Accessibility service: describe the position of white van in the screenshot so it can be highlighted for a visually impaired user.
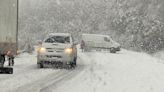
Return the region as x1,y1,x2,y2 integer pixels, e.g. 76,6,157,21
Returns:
81,34,121,53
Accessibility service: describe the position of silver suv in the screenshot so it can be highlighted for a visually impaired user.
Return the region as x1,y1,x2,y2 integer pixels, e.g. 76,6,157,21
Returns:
37,33,77,68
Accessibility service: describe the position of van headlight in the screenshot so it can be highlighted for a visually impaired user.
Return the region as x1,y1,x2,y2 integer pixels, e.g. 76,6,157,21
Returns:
38,47,46,54
65,48,73,54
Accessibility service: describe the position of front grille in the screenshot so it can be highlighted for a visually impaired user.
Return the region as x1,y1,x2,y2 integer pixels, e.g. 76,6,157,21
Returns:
43,61,63,65
46,48,52,50
46,55,62,58
46,48,64,52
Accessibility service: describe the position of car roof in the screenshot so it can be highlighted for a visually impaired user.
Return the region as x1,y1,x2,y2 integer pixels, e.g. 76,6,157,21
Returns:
48,33,71,36
82,33,109,37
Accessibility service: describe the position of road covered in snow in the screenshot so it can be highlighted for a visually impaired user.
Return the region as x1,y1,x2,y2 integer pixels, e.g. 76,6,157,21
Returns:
0,47,164,92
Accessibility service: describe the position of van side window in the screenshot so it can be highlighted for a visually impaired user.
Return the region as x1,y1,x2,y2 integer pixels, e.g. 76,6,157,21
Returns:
104,37,110,42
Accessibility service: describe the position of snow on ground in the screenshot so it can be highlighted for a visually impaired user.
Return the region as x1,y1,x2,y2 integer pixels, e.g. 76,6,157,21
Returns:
0,53,61,92
44,49,164,92
0,47,164,92
153,49,164,60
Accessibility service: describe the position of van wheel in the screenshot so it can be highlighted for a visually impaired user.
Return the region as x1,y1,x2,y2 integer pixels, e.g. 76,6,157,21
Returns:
66,64,72,70
110,48,116,53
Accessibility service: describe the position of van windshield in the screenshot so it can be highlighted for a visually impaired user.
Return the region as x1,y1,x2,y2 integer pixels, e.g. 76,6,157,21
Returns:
104,37,110,42
44,36,70,44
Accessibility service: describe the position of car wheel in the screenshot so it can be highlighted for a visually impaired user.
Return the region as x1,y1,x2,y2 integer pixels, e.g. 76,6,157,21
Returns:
110,48,116,53
37,63,43,68
73,57,77,66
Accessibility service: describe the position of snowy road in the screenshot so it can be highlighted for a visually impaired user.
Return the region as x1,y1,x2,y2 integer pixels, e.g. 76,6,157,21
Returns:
0,53,85,92
0,48,164,92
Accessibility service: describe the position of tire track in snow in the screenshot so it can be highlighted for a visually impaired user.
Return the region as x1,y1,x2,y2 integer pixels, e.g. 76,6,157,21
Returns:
40,52,95,92
13,56,85,92
40,65,85,92
13,65,85,92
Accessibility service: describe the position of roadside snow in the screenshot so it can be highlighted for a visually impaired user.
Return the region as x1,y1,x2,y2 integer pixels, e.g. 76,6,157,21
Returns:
48,49,164,92
153,50,164,60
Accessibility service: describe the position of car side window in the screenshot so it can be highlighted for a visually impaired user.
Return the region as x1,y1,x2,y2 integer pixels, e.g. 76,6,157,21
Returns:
45,38,53,43
104,37,110,42
71,36,74,42
65,37,70,43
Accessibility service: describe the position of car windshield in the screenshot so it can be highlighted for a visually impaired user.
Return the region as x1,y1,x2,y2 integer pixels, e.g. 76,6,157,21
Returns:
44,36,70,44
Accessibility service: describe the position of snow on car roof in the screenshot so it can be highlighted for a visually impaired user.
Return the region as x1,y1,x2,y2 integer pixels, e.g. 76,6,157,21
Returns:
48,33,71,36
43,33,71,41
82,33,109,37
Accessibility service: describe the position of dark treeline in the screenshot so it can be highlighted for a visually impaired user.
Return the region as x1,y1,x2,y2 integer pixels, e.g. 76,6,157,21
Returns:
19,0,164,53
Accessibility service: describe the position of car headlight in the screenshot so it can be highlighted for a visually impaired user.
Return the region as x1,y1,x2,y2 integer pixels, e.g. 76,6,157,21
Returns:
38,47,46,54
65,48,73,54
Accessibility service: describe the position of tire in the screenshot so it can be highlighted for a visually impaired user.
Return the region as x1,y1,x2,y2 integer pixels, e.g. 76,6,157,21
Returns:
110,48,116,53
67,58,77,69
37,58,44,68
116,47,121,51
73,57,77,66
8,68,13,74
65,64,72,70
37,63,43,68
4,68,13,74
